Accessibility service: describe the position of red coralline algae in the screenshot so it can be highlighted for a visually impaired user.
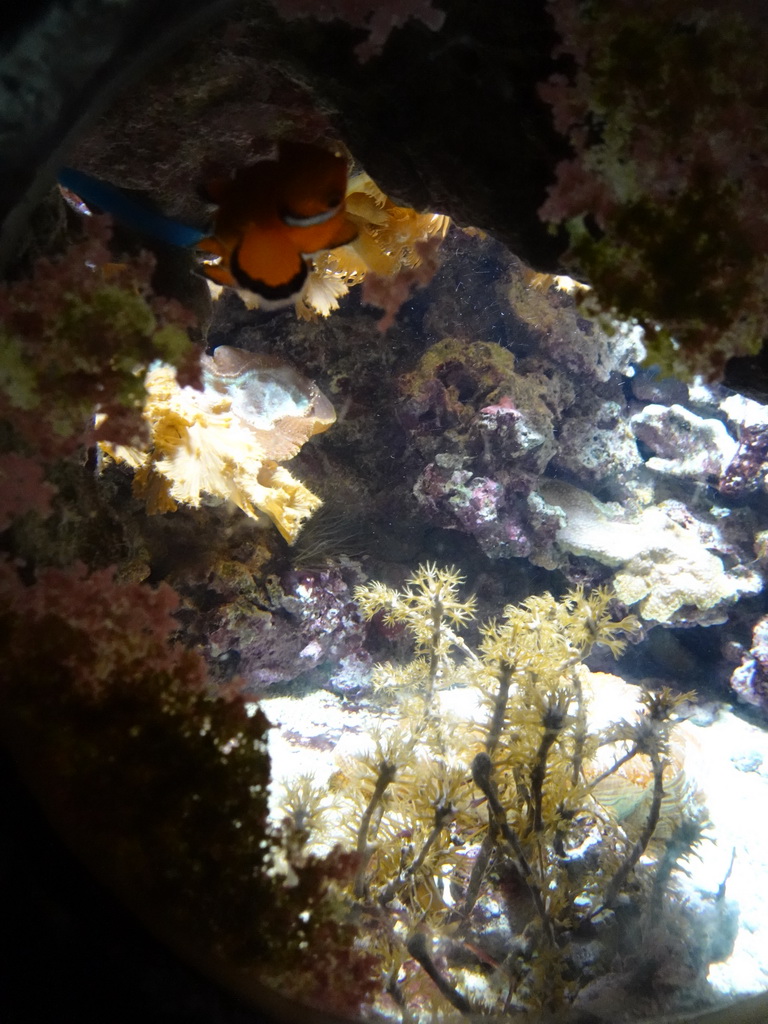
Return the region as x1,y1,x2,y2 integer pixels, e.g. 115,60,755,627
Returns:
539,1,768,377
0,215,200,543
0,215,198,461
0,555,378,1016
0,561,206,699
271,0,445,59
0,453,57,531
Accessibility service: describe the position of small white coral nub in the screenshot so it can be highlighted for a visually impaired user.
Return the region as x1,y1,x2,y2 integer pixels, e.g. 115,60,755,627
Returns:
103,346,335,543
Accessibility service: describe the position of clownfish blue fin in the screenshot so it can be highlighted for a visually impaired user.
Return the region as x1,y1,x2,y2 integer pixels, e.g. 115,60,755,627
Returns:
57,167,207,249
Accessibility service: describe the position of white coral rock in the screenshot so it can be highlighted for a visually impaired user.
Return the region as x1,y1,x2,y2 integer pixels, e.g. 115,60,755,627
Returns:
540,480,763,624
630,403,738,480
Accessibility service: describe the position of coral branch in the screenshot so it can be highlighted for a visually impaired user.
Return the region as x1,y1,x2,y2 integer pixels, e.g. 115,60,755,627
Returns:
354,758,398,898
460,824,497,922
406,932,472,1015
485,659,513,758
379,799,456,906
471,753,555,946
569,668,587,786
587,743,641,791
603,753,666,910
529,693,572,834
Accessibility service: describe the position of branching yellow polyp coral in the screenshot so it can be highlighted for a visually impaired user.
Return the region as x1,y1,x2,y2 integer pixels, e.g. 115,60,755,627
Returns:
103,346,335,543
296,565,708,1018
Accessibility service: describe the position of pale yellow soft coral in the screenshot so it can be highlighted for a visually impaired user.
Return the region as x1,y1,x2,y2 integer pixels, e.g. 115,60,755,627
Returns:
297,172,450,320
344,172,450,277
103,346,335,543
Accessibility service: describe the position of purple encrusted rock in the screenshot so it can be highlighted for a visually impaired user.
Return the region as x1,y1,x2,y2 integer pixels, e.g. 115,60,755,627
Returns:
731,615,768,713
412,460,568,563
719,423,768,497
552,399,642,486
208,564,370,691
470,396,553,474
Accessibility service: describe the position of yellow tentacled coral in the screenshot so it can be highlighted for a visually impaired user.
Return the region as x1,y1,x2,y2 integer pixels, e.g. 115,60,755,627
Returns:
332,566,705,1018
103,346,335,543
297,172,450,320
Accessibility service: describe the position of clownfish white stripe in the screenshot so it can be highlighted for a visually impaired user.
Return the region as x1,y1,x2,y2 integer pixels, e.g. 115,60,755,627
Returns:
281,202,343,228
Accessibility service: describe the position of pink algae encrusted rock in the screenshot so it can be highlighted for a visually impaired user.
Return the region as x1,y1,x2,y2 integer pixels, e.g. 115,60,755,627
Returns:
413,462,534,560
413,458,566,565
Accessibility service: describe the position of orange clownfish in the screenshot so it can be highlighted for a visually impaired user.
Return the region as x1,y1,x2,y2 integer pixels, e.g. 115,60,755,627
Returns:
196,142,358,307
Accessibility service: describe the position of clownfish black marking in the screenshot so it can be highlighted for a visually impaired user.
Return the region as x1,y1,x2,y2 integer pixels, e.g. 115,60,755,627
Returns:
195,141,358,308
